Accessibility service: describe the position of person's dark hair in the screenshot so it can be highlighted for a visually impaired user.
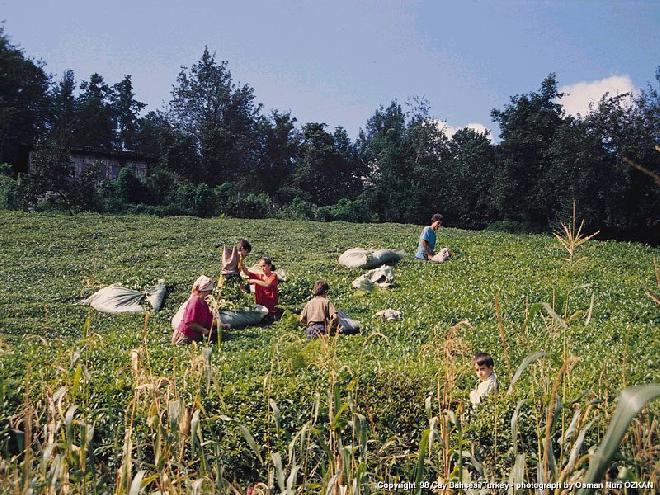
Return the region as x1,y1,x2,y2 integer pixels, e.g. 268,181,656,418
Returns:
474,352,494,368
431,213,444,225
237,239,252,252
313,280,330,296
260,256,276,272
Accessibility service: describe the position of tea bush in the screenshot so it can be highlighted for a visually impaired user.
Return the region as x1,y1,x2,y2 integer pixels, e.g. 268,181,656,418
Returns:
0,211,657,493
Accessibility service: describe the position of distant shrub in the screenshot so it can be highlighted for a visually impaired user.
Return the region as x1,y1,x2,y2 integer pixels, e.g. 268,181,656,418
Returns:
116,167,148,204
485,219,544,234
32,193,70,212
316,197,377,223
0,173,18,210
229,192,273,218
213,182,273,218
275,197,318,220
145,168,178,205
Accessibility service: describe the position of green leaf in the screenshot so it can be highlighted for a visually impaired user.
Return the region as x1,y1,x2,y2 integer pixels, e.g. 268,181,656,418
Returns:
508,351,546,395
413,428,430,494
239,424,263,465
577,385,660,493
128,470,146,495
272,452,285,493
269,398,281,431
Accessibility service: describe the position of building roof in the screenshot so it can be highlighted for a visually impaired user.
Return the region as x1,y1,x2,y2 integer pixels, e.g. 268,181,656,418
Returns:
68,146,158,163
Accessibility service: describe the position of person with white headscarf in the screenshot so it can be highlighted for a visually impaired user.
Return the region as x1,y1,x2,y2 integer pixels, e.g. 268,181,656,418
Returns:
172,275,230,345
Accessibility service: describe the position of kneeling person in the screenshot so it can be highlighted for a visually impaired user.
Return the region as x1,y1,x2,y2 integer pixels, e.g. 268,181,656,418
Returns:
172,275,230,345
300,280,338,339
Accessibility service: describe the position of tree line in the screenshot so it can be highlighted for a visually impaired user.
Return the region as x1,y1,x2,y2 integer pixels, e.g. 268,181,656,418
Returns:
1,27,658,242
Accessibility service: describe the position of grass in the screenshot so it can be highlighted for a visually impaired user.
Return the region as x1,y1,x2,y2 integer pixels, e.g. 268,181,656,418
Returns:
0,210,658,493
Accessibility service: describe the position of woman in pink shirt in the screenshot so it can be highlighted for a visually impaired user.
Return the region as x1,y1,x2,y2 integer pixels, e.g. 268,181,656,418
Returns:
172,275,230,344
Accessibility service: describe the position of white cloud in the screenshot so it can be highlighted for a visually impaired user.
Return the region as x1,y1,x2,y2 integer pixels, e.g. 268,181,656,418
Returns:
559,75,638,117
432,120,493,142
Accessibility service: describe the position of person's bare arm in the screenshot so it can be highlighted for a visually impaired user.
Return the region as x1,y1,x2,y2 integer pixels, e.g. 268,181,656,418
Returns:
249,273,277,288
188,322,209,336
239,258,250,276
248,278,270,288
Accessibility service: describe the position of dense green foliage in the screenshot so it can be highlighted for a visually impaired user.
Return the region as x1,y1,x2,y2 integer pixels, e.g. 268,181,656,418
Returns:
1,27,659,242
0,211,657,492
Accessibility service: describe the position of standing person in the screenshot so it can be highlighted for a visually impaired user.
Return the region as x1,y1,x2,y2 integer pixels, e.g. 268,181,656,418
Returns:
244,256,281,323
415,213,443,260
218,239,252,305
220,239,252,277
300,280,338,339
172,275,230,345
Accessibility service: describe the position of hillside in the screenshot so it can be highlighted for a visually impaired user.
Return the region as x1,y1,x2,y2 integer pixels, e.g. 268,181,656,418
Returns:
0,211,658,493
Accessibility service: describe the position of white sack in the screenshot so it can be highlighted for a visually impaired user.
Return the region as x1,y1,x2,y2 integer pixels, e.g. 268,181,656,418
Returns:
220,305,269,328
337,311,361,334
80,279,166,314
338,248,405,269
375,309,403,321
352,265,395,292
431,248,452,263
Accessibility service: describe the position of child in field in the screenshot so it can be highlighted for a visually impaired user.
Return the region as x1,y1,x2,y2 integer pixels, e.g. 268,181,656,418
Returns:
244,256,281,323
300,280,338,339
220,239,252,276
216,239,252,307
469,352,498,407
415,213,445,260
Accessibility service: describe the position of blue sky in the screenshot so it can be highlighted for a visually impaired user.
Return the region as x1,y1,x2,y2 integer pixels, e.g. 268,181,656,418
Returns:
1,1,658,138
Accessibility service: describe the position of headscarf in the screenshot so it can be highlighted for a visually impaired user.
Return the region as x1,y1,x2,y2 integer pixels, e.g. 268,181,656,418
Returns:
192,275,215,293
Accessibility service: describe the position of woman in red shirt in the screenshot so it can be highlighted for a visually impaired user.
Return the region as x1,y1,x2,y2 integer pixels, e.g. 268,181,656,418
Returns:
245,256,281,322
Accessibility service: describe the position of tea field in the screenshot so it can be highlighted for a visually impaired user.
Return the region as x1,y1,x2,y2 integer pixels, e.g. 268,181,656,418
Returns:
0,211,658,494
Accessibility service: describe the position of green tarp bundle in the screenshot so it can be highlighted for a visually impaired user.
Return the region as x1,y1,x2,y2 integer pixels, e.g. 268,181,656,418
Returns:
171,301,268,330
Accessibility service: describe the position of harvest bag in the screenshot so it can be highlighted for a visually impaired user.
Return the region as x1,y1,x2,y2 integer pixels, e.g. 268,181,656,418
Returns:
338,248,405,269
80,279,166,314
171,301,268,330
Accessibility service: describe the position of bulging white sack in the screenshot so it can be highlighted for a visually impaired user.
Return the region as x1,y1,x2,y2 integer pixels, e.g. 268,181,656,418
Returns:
80,279,166,314
338,248,405,269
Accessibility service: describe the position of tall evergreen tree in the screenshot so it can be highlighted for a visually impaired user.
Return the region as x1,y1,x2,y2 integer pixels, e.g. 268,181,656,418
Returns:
491,74,565,225
112,75,146,150
358,100,449,223
445,127,496,228
51,70,77,145
357,101,407,220
293,123,362,206
168,47,261,184
134,110,168,156
0,27,50,169
74,73,115,149
254,110,301,197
